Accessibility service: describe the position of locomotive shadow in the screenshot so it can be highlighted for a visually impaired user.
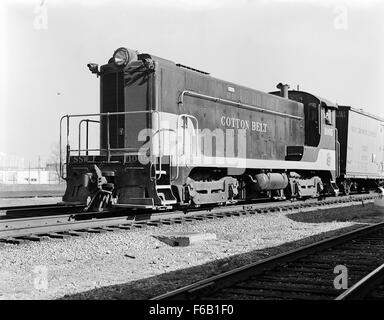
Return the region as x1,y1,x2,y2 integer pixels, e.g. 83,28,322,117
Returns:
60,225,365,300
286,202,384,224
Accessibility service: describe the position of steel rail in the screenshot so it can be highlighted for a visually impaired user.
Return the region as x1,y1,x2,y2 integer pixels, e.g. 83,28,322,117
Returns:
0,192,374,220
1,205,85,220
0,192,372,213
151,221,384,300
0,204,237,239
0,214,138,238
0,203,66,211
0,192,64,199
335,264,384,300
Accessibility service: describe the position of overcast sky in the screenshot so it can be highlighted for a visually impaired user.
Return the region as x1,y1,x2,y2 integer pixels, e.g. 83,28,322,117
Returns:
0,0,383,165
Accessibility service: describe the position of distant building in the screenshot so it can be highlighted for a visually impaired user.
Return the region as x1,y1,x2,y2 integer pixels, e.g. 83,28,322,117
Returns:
0,169,59,184
0,153,60,184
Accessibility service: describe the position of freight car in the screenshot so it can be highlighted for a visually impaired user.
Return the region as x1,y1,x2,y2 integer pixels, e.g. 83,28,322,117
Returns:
336,106,384,194
60,47,341,211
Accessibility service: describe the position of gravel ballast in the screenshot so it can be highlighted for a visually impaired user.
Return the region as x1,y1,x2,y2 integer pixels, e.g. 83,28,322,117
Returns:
0,201,383,300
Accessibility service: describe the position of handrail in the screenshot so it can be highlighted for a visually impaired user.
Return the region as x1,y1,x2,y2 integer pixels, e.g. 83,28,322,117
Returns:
60,110,160,178
78,119,100,156
71,147,140,153
71,149,103,153
178,90,303,120
173,114,199,181
151,128,177,181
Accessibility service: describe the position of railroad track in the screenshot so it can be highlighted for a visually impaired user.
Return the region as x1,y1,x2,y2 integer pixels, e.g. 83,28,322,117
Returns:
0,193,64,199
0,203,85,218
151,220,384,300
0,193,378,245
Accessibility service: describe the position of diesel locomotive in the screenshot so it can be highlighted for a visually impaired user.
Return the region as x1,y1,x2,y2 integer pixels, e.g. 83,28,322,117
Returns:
59,47,383,211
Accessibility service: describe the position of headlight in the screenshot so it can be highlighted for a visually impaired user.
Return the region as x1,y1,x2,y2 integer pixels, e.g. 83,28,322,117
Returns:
112,47,137,66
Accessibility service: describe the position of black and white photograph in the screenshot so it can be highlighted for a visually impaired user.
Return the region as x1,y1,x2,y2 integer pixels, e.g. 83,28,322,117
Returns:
1,0,384,311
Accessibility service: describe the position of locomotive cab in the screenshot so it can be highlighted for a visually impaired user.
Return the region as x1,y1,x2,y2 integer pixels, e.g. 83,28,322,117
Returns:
270,87,339,196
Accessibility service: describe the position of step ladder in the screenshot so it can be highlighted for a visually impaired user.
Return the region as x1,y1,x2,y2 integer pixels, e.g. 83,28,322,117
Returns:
155,169,167,176
151,156,177,206
156,184,177,205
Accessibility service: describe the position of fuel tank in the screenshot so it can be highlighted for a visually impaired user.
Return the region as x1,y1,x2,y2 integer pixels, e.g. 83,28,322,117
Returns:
254,173,288,191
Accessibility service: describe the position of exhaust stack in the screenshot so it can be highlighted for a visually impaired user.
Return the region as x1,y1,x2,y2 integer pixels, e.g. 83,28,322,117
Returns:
276,83,290,98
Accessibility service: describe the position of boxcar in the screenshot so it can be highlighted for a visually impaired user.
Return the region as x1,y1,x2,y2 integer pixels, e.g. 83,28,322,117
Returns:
336,106,384,193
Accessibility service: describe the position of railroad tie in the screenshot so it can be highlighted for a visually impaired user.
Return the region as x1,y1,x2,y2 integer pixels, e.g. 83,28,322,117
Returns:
79,228,107,233
147,221,162,227
18,235,43,242
132,223,147,228
116,224,132,230
103,225,124,230
0,237,25,244
43,232,72,239
65,230,87,236
160,220,175,225
99,227,117,231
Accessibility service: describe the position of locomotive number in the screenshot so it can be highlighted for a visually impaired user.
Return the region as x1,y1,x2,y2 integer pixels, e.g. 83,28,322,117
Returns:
125,154,139,163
